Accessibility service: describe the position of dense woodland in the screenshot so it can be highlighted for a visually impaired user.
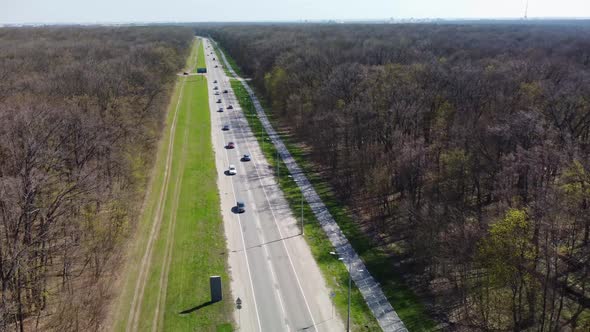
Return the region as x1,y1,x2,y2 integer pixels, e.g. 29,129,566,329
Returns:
201,23,590,330
0,27,193,330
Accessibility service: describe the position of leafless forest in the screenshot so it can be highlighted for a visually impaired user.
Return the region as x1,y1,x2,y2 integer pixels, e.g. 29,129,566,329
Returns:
201,23,590,330
0,27,193,330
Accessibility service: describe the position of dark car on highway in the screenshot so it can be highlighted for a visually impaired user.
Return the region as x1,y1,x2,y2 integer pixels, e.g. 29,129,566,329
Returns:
241,154,251,162
222,124,230,131
218,107,224,112
236,201,245,213
227,105,234,109
213,86,218,90
213,80,217,83
226,142,235,149
223,90,228,93
216,99,222,103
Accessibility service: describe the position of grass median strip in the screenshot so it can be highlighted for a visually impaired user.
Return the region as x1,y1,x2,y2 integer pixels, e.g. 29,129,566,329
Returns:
139,75,232,331
197,39,206,70
163,74,232,331
187,39,199,72
114,38,232,331
212,43,242,77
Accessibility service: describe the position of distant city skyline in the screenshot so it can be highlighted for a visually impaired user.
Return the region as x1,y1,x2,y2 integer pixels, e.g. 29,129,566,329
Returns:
1,0,588,25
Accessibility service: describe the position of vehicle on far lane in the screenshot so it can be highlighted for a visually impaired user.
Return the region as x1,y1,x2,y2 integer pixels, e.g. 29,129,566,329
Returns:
215,91,220,95
223,90,228,93
218,107,224,112
222,124,230,131
227,165,237,175
226,142,235,149
213,80,218,83
227,105,234,110
236,201,246,213
241,154,251,162
214,86,218,90
216,99,222,103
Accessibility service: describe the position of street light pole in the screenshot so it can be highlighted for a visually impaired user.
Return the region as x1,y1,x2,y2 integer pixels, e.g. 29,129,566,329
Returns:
301,192,304,235
276,150,280,180
347,261,351,332
329,251,360,332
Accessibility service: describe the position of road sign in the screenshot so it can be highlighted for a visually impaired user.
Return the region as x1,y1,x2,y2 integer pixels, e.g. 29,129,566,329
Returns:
236,297,242,310
210,276,222,302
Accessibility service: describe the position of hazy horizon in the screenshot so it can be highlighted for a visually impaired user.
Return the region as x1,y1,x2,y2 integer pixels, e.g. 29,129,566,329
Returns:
1,0,589,25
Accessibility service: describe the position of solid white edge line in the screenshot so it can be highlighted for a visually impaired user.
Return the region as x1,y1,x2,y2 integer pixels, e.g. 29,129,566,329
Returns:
206,40,264,332
210,39,319,331
213,54,291,331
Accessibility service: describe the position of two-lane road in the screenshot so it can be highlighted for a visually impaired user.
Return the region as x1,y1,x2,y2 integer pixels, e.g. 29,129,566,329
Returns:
204,38,344,332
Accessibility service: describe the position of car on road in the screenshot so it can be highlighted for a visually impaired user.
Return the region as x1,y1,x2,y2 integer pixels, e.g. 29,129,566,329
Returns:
241,154,251,162
183,72,188,75
213,80,217,83
226,142,235,149
236,201,245,213
227,105,234,109
213,86,218,90
215,91,220,95
216,99,222,103
222,124,230,131
228,165,237,175
223,90,229,93
215,65,218,68
218,107,224,112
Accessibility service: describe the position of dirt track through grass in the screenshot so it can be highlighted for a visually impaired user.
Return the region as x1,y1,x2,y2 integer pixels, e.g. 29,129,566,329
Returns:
126,39,203,331
152,122,189,331
126,72,189,332
113,37,231,332
127,38,203,331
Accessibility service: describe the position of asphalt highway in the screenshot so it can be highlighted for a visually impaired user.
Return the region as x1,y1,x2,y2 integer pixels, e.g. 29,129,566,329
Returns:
204,38,344,332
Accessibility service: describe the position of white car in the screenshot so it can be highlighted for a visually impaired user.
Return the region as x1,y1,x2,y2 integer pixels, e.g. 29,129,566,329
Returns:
228,165,237,175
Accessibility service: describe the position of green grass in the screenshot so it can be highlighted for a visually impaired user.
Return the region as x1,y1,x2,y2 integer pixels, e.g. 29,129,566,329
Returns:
187,38,199,72
196,38,206,70
113,39,232,332
230,79,437,331
212,43,243,77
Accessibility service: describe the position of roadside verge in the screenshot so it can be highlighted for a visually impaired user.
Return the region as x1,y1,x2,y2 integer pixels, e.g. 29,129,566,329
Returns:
110,38,233,332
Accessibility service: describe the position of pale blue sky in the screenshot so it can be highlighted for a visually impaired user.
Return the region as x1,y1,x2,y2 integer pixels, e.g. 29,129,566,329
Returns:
0,0,588,24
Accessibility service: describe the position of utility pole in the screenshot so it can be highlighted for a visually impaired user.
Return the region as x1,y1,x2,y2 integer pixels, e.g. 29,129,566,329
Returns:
330,291,336,319
300,190,305,235
329,251,362,332
347,261,351,332
276,150,280,180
